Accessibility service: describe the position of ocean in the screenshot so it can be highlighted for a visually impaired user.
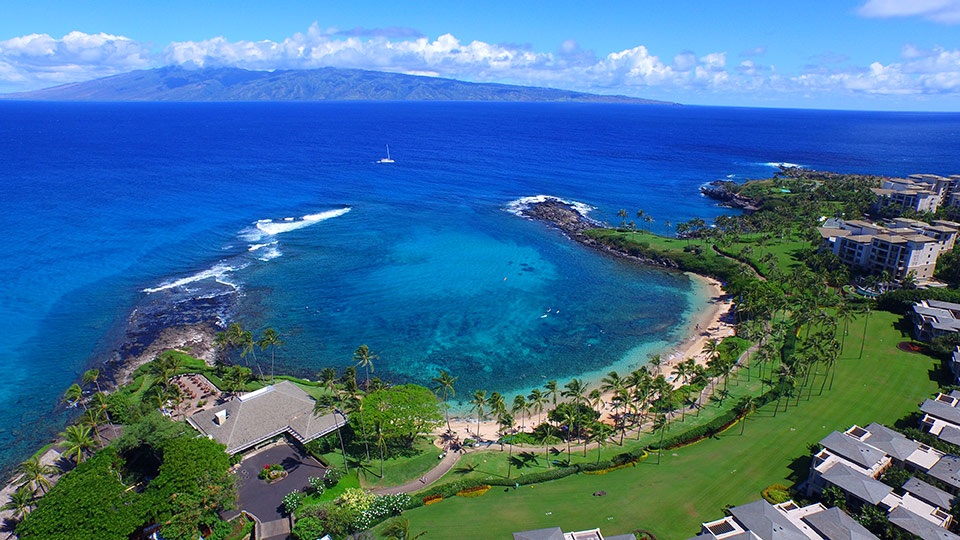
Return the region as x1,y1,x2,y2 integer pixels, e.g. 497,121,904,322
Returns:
1,101,958,473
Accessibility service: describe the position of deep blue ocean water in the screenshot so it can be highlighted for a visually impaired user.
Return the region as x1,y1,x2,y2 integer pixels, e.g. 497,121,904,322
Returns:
1,101,959,473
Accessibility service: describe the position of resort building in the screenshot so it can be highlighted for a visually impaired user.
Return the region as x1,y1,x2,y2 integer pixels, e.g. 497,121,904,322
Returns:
913,301,960,342
187,380,346,455
871,174,960,215
817,218,959,282
512,527,636,540
888,506,960,540
691,499,877,540
920,391,960,447
807,428,893,497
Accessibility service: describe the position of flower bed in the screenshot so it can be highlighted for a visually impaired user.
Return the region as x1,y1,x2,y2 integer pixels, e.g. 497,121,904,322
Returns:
456,485,491,498
259,463,287,482
423,494,443,505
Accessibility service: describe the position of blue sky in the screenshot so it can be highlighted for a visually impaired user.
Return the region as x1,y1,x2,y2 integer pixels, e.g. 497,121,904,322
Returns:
2,0,960,110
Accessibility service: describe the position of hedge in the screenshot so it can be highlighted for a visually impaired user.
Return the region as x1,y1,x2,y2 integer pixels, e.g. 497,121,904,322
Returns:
877,288,960,314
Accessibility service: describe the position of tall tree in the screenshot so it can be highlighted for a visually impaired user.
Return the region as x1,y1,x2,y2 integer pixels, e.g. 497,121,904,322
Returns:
512,394,527,431
17,455,53,495
59,424,95,464
431,370,458,431
257,327,284,383
353,344,377,391
63,383,85,411
470,390,487,441
527,388,547,426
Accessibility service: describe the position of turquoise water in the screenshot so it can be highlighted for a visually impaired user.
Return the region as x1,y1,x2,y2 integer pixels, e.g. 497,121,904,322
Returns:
1,101,959,472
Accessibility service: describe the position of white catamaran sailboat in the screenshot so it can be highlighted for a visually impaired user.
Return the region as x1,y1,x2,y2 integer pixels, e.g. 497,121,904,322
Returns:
377,145,395,163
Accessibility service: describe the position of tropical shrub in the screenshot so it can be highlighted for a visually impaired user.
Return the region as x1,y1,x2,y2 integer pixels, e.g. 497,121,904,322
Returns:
323,467,344,487
307,476,325,495
282,491,303,514
761,484,791,504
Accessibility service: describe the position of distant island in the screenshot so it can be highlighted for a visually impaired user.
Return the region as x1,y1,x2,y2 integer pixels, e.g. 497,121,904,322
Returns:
0,66,675,103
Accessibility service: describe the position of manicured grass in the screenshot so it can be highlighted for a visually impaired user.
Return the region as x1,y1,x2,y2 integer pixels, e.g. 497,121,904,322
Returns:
396,310,941,539
357,438,443,489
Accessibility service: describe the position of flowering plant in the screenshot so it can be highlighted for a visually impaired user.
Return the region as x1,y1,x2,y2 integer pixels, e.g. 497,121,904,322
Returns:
258,463,286,481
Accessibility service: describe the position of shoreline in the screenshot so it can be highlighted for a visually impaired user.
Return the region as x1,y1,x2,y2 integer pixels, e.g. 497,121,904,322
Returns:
440,197,737,441
442,274,735,443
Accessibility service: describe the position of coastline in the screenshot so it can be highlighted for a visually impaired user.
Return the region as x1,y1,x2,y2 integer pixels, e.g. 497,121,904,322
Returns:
443,271,735,443
441,197,736,442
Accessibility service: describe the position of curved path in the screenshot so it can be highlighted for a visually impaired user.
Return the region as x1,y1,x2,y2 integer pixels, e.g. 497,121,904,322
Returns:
370,345,755,496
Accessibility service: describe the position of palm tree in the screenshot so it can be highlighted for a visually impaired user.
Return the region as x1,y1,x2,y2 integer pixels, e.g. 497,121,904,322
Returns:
91,391,114,427
591,422,615,465
345,394,371,462
82,369,103,394
59,424,95,463
313,399,349,474
512,394,527,431
18,455,53,495
600,370,625,429
257,327,284,383
561,408,577,463
431,370,458,431
617,208,628,228
654,414,670,464
487,391,506,435
63,383,85,411
537,424,559,467
561,379,588,443
470,390,487,441
223,365,251,395
2,485,35,519
382,517,426,540
734,396,757,435
353,344,377,391
527,388,547,426
375,422,387,479
647,354,663,376
79,407,105,447
544,380,559,408
239,330,263,379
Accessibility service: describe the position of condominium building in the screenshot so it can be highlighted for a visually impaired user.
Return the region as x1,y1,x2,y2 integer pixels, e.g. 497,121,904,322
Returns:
871,174,960,214
818,218,959,281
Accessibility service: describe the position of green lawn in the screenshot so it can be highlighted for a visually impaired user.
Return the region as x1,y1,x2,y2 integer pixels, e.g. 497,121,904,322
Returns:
394,311,942,539
356,438,443,489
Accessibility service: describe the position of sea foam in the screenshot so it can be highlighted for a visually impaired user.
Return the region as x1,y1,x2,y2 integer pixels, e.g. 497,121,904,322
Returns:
765,162,804,169
505,195,595,219
142,262,245,293
255,207,351,237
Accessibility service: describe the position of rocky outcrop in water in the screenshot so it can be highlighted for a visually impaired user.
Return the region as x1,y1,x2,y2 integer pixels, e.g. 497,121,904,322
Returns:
517,197,683,270
700,181,758,212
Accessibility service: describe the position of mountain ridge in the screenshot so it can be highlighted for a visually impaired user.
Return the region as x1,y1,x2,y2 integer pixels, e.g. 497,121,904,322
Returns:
0,66,675,104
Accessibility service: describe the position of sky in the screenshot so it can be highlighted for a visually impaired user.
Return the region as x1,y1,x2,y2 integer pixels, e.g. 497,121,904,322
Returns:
1,0,960,110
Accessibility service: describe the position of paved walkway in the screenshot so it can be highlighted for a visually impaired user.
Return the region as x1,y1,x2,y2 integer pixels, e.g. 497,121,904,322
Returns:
260,517,291,539
370,347,756,496
373,449,462,495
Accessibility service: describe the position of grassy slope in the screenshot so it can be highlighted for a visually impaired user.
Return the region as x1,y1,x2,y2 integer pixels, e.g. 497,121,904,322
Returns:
395,310,941,539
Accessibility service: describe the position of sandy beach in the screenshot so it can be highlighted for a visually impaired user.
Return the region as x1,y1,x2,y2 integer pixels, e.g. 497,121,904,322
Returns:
440,274,735,443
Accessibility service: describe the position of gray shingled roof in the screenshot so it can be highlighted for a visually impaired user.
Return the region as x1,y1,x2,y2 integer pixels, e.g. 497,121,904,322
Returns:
921,399,960,426
605,535,638,540
820,463,893,505
927,455,960,490
941,425,960,447
819,431,888,470
801,507,879,540
888,506,960,540
728,500,808,540
187,381,345,454
903,477,956,510
863,423,920,462
513,528,566,540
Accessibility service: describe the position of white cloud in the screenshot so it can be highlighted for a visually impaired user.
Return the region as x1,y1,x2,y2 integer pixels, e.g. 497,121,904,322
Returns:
0,31,153,90
857,0,960,24
1,25,960,106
